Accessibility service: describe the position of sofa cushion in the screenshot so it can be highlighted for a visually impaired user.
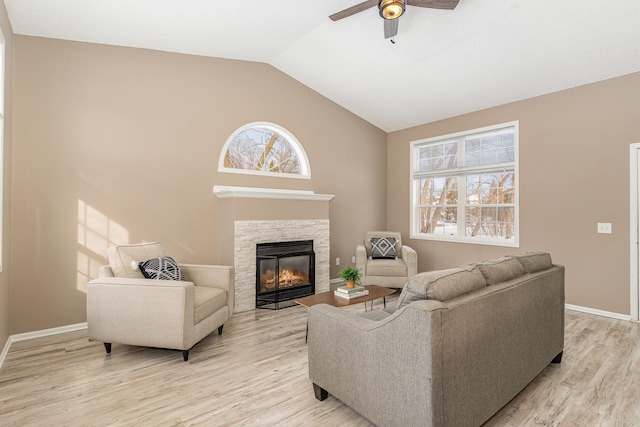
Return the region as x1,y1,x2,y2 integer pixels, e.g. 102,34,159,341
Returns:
477,257,524,285
397,266,487,307
107,242,166,278
370,237,397,259
139,256,184,281
510,252,553,273
194,287,228,324
366,257,407,277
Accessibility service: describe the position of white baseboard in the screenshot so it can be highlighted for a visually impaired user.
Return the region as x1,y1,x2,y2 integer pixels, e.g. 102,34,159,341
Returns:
0,323,88,372
0,336,10,371
565,304,631,321
10,322,88,342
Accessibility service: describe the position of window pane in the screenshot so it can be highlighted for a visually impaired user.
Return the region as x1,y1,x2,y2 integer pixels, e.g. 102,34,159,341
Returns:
466,172,515,205
419,177,458,205
465,129,514,167
418,140,457,172
220,123,311,177
225,127,301,174
420,206,457,235
466,206,515,239
498,207,515,239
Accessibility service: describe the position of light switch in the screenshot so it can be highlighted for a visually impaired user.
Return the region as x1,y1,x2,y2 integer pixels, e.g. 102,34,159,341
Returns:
597,223,612,234
352,256,356,263
336,257,340,265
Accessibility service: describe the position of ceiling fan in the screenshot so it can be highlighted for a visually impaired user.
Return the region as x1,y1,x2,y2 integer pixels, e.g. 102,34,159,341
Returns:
330,0,459,39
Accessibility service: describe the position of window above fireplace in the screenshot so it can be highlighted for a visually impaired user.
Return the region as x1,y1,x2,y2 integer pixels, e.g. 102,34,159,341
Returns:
218,121,311,179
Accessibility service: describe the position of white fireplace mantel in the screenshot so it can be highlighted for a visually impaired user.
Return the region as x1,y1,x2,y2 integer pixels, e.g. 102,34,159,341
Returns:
213,185,334,201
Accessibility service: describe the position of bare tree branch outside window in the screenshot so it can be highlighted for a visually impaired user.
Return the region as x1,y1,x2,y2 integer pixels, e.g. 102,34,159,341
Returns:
224,126,301,174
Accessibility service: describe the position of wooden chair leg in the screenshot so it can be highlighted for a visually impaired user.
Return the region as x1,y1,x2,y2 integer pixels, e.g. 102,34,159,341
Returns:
218,324,224,335
182,350,189,361
104,343,112,354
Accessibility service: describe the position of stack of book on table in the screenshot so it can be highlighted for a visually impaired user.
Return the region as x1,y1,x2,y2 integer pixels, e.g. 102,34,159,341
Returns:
334,285,369,299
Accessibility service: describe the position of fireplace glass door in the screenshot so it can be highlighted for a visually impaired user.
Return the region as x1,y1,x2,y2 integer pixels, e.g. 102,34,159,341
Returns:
256,241,315,309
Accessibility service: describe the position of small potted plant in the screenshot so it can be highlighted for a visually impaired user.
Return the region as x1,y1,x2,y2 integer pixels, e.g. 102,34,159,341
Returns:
338,265,362,289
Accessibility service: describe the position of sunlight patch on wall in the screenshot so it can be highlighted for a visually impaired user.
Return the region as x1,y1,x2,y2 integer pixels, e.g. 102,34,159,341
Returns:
77,200,129,292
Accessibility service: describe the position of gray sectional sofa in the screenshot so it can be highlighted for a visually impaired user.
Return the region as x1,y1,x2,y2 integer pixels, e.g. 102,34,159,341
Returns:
307,252,564,427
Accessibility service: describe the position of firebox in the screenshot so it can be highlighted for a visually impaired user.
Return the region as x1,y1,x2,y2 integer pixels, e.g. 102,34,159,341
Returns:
256,240,315,309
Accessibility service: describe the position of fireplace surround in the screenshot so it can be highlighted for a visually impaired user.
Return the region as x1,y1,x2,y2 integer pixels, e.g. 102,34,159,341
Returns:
214,186,333,312
233,219,330,312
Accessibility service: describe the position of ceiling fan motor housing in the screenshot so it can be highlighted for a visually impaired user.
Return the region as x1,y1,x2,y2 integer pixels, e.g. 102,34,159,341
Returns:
379,0,405,20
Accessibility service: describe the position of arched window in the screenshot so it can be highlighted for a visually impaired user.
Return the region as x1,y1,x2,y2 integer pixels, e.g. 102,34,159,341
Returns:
218,122,310,179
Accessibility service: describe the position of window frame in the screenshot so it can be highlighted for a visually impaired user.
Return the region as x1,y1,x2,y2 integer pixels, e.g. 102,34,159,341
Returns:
409,121,519,247
0,29,5,271
218,121,311,179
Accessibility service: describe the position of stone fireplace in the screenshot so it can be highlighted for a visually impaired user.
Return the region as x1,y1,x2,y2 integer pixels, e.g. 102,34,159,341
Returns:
214,186,333,312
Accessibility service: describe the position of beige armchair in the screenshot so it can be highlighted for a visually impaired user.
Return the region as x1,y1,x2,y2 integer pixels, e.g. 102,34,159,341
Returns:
87,242,234,361
355,231,417,288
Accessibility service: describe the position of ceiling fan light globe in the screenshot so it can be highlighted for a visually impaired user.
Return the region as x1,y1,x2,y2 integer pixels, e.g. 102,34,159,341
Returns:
378,0,405,20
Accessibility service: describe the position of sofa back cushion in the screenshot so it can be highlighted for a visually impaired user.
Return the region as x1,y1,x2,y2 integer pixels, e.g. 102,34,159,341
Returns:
397,266,487,308
510,252,553,273
477,257,524,285
107,242,166,278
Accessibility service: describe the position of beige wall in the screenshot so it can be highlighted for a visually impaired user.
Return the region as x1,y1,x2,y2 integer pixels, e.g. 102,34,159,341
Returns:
0,2,12,347
388,72,640,315
13,33,639,334
11,36,387,333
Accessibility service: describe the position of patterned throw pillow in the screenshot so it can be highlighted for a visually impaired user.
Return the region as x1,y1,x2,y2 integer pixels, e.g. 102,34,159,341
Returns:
370,237,397,259
138,256,184,281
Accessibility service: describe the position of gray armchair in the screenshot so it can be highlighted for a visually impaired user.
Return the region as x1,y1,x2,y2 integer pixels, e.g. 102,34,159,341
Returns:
87,242,234,361
355,231,417,288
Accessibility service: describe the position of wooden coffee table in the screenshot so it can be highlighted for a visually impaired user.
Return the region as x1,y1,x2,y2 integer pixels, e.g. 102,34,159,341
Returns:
296,285,396,342
295,285,395,311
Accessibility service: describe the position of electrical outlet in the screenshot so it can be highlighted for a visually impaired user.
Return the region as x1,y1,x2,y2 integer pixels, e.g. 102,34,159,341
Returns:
597,223,612,234
336,257,340,265
352,256,356,263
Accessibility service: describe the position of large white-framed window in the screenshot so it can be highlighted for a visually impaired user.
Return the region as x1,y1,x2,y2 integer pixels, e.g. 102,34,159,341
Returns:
218,122,310,179
410,121,519,247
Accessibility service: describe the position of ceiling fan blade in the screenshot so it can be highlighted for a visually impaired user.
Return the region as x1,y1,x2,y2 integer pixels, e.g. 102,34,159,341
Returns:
406,0,459,10
330,0,378,21
384,19,399,39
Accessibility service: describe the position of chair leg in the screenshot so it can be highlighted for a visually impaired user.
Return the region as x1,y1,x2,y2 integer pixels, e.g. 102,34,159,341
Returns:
218,324,224,335
182,350,189,361
552,351,563,364
104,343,112,354
313,383,328,401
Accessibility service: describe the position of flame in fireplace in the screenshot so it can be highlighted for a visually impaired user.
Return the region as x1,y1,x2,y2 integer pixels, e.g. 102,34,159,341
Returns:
261,268,309,291
279,268,301,284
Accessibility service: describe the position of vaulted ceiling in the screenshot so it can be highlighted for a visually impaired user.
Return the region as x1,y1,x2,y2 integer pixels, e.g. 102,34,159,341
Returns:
5,0,640,132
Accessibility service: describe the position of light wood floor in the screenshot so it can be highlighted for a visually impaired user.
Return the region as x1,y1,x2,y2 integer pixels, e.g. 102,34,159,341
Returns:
1,297,640,426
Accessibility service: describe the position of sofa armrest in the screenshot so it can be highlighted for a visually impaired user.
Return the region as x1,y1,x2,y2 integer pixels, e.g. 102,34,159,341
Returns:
180,264,235,315
307,300,445,427
402,245,418,277
86,277,195,349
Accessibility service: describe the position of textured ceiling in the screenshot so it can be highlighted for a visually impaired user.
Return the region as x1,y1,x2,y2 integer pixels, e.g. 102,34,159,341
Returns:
5,0,640,132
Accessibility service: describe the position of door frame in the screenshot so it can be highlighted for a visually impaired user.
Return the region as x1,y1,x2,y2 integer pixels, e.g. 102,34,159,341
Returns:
629,143,640,321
